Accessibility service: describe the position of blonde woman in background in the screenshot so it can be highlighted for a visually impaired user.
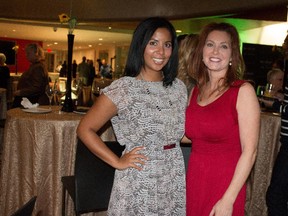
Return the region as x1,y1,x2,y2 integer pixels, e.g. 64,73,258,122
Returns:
12,43,49,108
266,68,284,101
177,34,199,95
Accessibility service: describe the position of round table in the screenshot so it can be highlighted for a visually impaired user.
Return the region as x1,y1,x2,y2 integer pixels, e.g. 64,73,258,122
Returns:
0,106,115,216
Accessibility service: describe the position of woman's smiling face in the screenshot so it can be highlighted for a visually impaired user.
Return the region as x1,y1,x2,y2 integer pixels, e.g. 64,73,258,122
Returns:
202,30,232,75
143,27,172,74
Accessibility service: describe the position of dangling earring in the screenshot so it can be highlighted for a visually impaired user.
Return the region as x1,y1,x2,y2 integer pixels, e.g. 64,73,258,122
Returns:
229,61,232,66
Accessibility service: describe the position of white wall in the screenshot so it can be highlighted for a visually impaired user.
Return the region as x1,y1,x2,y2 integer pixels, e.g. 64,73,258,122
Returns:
240,22,287,46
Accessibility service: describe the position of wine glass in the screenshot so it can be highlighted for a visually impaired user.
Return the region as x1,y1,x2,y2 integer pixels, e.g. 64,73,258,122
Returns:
72,78,83,107
45,84,54,109
54,80,66,113
264,83,274,98
92,80,100,97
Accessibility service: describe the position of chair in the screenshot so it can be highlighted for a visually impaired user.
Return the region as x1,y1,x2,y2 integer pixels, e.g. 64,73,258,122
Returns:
180,143,191,171
10,196,37,216
61,139,125,216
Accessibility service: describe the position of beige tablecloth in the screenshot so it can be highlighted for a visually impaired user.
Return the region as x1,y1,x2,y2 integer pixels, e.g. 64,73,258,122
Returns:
0,108,280,216
0,106,115,216
245,112,281,216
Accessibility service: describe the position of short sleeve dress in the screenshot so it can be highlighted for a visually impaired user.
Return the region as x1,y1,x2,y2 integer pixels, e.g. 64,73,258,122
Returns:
185,80,246,216
102,76,187,216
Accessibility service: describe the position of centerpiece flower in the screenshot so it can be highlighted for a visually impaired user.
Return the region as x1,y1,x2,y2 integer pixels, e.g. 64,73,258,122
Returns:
59,13,77,34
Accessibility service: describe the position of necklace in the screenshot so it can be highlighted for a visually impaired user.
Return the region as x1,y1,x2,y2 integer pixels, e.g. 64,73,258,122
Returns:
139,72,145,81
139,72,173,112
139,72,164,82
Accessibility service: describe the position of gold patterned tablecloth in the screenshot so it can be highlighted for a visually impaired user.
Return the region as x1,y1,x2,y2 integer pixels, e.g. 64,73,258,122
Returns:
245,112,281,216
0,108,281,216
0,106,115,216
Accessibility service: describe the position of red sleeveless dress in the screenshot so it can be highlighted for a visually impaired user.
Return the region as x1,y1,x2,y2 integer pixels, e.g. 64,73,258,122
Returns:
185,80,246,216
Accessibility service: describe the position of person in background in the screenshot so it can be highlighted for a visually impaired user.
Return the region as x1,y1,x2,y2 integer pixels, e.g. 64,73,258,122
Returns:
100,59,112,79
266,34,288,216
0,53,10,90
96,58,102,77
266,68,284,101
72,59,77,78
12,43,49,107
77,56,90,85
183,22,260,216
177,34,198,96
87,59,95,86
177,34,188,45
77,17,187,215
55,60,62,73
258,68,284,111
59,60,67,77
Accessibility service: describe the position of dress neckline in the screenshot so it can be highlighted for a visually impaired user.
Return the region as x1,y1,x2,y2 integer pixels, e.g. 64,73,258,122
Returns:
195,87,230,108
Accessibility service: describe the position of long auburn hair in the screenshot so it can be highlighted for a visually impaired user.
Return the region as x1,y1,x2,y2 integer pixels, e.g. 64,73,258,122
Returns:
188,22,245,94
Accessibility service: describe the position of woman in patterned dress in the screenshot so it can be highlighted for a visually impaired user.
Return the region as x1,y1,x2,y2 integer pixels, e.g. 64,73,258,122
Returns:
77,17,187,215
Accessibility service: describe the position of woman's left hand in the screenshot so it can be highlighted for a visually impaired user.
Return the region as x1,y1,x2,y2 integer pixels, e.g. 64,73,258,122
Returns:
209,198,233,216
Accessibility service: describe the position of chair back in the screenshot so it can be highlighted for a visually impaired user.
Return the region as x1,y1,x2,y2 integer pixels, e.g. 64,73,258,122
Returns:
11,196,37,216
74,139,125,213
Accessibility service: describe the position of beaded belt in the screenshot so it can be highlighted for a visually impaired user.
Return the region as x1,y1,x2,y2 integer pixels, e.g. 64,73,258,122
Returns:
163,143,176,150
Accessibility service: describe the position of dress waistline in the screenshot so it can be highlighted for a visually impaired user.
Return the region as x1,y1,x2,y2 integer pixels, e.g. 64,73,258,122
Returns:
163,143,176,150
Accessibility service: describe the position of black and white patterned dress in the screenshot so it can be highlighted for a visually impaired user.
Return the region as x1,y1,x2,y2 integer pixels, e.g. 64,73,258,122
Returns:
102,76,187,216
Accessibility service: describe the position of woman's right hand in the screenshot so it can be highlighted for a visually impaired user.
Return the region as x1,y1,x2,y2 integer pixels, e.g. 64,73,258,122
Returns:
117,146,148,171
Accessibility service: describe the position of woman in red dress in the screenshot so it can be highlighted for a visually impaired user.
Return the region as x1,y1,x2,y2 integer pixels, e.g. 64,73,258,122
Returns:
183,22,260,216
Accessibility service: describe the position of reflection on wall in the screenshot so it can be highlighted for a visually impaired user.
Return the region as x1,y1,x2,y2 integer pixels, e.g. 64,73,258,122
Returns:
50,45,129,79
240,22,287,46
0,40,16,65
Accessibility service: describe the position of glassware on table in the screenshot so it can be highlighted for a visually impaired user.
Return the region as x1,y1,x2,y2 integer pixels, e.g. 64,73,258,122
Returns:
54,80,66,113
72,78,83,107
264,83,274,98
92,80,101,97
45,84,54,109
264,83,275,100
256,85,266,98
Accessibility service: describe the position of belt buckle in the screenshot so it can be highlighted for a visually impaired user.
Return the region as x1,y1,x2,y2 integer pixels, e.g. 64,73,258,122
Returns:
163,143,176,150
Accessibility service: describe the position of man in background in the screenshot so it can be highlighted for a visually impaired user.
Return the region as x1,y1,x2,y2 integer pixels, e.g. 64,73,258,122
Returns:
77,56,90,86
100,59,112,79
